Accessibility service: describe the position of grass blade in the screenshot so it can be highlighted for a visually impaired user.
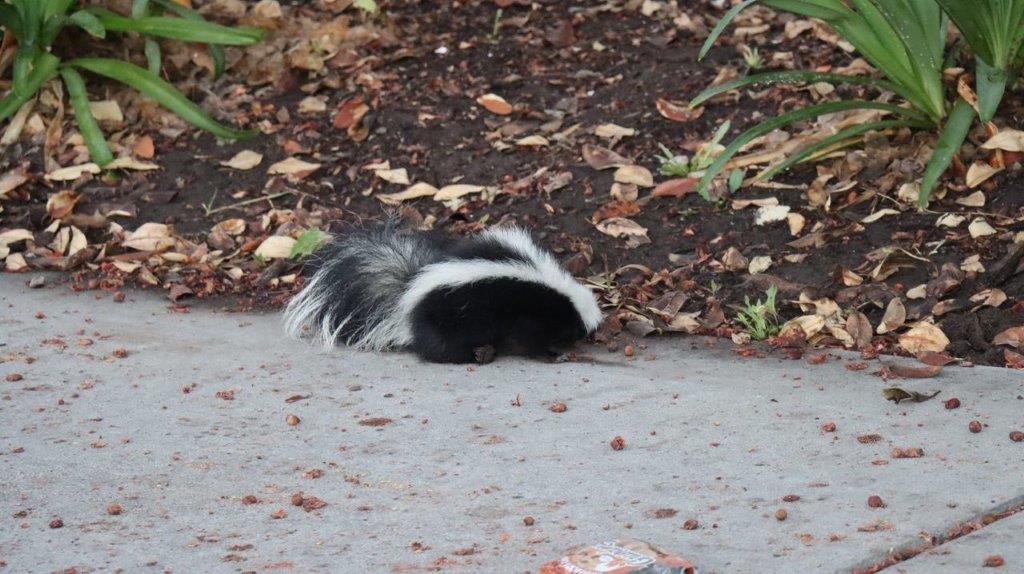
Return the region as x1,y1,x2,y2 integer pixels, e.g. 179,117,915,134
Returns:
149,0,227,77
12,49,34,99
975,56,1006,122
699,0,759,61
68,10,107,38
59,67,114,166
144,39,162,75
689,70,897,108
66,57,256,140
696,100,924,199
1,52,60,122
88,8,264,45
919,97,975,208
758,119,926,181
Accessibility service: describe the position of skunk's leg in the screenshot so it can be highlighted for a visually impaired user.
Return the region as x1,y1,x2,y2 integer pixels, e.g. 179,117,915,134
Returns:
409,317,480,363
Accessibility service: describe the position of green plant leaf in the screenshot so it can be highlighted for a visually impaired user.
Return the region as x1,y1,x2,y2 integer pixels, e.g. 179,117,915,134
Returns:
975,56,1007,123
88,8,264,45
919,97,975,208
0,52,60,122
699,0,759,61
131,0,151,18
0,5,24,42
353,0,379,13
59,67,114,166
65,57,256,140
68,10,106,38
696,100,924,199
727,168,744,193
12,49,35,99
144,38,163,76
689,70,897,109
43,0,75,21
149,0,227,77
757,119,926,181
290,229,332,260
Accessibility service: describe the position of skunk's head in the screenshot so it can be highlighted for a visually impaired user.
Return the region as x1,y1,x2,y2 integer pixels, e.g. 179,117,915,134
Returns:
476,226,602,341
399,226,603,362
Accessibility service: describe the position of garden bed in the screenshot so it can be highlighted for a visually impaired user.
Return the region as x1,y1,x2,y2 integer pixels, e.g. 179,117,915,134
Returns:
2,0,1024,367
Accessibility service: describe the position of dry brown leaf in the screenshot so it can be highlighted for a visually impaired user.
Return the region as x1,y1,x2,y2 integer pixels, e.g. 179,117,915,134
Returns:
898,322,950,355
268,157,321,179
434,184,484,201
846,311,873,349
787,213,806,236
877,297,906,334
781,315,825,338
610,183,638,201
45,163,101,181
748,255,772,275
132,136,155,159
965,162,1002,187
955,190,986,207
88,100,123,124
651,177,696,197
515,135,550,147
968,218,997,238
613,165,653,187
721,247,747,272
375,168,410,185
595,217,649,239
981,129,1024,152
595,123,636,138
1005,349,1024,369
582,144,630,170
123,223,174,252
298,96,327,115
476,93,513,115
970,288,1006,308
215,219,247,236
255,236,296,259
862,208,901,224
936,213,965,228
377,182,439,205
107,157,160,171
993,326,1024,348
655,98,703,122
333,97,369,130
887,363,942,378
0,165,30,198
46,190,81,220
221,150,264,170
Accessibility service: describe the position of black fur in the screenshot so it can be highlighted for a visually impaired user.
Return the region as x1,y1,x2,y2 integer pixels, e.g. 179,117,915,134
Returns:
409,278,589,363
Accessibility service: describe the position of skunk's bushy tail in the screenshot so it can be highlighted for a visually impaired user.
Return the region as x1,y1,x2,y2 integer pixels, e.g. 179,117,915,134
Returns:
283,222,447,350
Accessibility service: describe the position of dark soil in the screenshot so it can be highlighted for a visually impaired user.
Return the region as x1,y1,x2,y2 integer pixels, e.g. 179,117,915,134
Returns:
3,0,1024,366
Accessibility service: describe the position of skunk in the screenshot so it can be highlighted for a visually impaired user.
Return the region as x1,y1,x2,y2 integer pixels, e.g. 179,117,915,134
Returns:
283,221,603,363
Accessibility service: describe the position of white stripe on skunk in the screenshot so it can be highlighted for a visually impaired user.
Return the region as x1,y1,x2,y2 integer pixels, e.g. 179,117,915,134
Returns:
283,222,602,363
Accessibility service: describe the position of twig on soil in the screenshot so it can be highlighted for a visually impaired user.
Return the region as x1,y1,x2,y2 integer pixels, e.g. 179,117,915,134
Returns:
986,241,1024,286
202,190,296,216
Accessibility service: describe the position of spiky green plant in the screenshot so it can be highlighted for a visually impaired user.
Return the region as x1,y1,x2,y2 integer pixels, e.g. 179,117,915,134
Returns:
690,0,1023,208
0,0,264,165
934,0,1024,122
735,285,781,340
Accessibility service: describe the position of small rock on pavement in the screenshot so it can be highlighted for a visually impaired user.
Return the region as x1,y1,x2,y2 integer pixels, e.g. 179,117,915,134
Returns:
983,555,1005,567
28,276,46,289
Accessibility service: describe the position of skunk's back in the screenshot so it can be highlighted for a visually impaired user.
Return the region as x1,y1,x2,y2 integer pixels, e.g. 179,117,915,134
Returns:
283,223,447,350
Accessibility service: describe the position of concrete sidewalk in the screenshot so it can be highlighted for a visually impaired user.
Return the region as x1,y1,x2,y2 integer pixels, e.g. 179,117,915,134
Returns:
1,274,1022,573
